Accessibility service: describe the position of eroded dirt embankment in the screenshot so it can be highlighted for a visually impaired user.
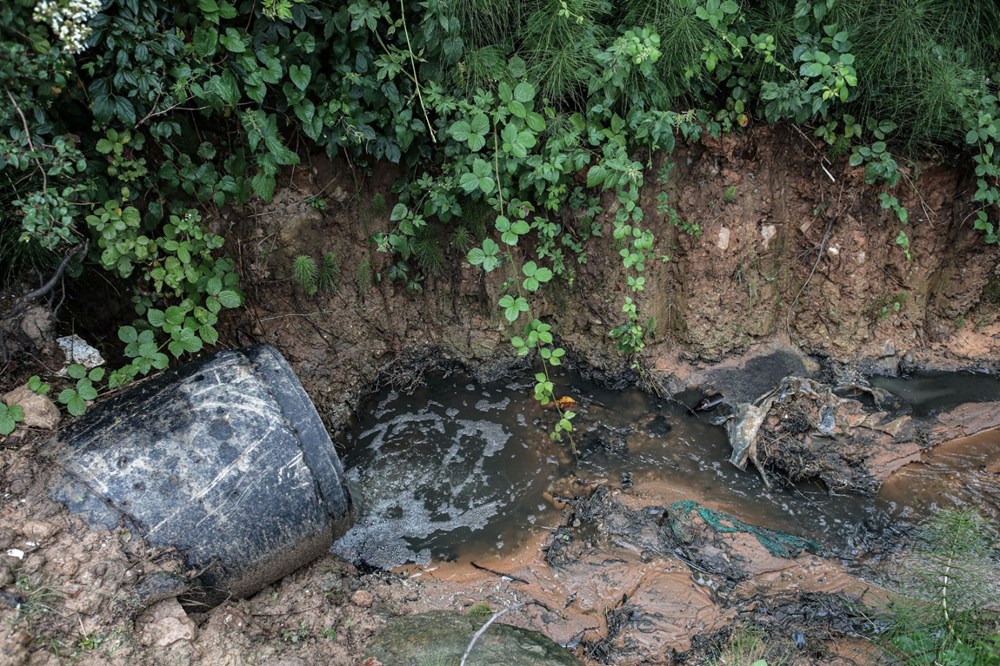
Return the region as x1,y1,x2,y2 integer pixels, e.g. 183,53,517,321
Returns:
241,125,998,430
2,126,999,665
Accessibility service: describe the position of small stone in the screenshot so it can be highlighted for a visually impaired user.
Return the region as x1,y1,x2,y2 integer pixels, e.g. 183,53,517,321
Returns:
880,340,896,358
319,573,343,594
760,224,776,249
21,520,59,541
716,226,731,251
2,385,60,430
57,334,105,370
135,572,191,607
351,589,374,608
138,598,198,647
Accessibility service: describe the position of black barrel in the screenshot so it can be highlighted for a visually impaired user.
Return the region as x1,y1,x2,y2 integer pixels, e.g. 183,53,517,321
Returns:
52,345,352,607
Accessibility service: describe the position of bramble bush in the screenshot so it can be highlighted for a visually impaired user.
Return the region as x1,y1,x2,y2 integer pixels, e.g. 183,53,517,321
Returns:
1,0,998,425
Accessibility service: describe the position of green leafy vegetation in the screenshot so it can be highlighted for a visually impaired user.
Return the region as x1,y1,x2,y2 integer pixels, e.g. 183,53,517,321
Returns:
882,510,1000,666
2,0,998,430
710,625,774,666
0,402,25,436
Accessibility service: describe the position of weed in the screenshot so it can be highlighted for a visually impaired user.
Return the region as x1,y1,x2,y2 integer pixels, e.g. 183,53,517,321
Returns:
412,232,446,278
78,632,106,651
711,625,776,666
371,192,387,217
281,622,309,644
724,186,737,204
875,293,908,320
656,192,701,237
356,258,373,294
7,573,63,631
450,225,474,253
318,252,339,292
467,602,493,618
292,255,318,296
881,510,1000,665
0,403,25,436
28,376,51,395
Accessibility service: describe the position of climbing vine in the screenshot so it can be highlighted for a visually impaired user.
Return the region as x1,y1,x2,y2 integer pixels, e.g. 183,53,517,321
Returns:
2,0,999,431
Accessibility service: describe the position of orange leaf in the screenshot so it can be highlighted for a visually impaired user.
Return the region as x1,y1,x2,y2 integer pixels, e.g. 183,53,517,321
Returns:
554,396,577,410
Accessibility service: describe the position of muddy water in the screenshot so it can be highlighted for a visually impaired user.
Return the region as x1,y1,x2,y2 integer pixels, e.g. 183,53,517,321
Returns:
871,371,1000,416
334,369,999,569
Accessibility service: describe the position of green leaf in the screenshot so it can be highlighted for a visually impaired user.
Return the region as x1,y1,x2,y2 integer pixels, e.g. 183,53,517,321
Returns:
77,381,98,401
525,112,545,132
67,364,87,380
498,295,529,322
200,325,219,346
220,27,247,53
250,172,276,201
67,394,87,416
468,134,486,152
459,172,480,193
498,81,513,103
289,64,312,91
469,113,489,135
293,31,316,53
165,306,186,326
390,204,408,221
587,165,608,188
147,308,165,328
513,82,534,103
800,63,824,77
192,26,218,57
217,290,241,308
449,120,471,142
0,414,18,436
118,326,138,344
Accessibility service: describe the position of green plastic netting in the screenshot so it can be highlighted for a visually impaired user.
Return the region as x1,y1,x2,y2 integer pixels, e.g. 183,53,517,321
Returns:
669,500,823,559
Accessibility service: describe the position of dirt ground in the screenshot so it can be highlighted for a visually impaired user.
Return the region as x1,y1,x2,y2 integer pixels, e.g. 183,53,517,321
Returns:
2,126,999,664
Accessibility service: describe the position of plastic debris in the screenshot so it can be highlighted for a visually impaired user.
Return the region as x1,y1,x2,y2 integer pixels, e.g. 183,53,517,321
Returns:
669,500,822,559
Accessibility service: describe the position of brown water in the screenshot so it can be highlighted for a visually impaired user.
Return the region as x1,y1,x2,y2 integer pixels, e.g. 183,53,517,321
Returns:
333,369,999,569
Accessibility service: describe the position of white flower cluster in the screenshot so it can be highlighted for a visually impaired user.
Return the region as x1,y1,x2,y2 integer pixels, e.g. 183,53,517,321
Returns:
33,0,103,54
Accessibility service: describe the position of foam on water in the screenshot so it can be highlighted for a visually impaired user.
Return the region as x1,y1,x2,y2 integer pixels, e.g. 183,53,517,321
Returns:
333,378,562,568
334,368,999,569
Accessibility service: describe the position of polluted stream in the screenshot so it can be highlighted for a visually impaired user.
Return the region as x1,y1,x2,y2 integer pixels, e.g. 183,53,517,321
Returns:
333,368,1000,570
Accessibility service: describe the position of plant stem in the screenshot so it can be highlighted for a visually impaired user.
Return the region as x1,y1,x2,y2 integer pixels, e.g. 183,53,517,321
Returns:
491,129,576,455
398,0,435,143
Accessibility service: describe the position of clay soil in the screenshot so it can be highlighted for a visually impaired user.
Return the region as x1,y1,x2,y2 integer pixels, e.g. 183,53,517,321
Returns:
2,126,999,664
